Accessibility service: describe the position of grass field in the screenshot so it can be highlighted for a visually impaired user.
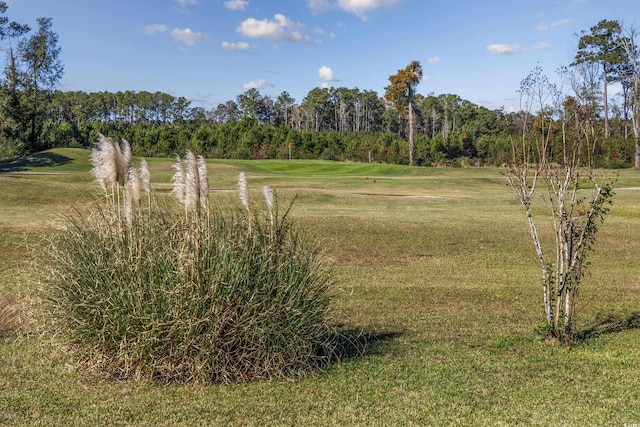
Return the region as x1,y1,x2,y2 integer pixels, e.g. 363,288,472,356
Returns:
1,148,640,426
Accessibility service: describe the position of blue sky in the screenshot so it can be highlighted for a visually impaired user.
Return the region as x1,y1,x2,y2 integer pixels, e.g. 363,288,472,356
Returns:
4,0,639,112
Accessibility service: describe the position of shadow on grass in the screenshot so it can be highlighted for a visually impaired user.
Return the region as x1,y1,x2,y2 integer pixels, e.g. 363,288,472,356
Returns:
575,312,640,342
0,151,72,173
328,327,402,363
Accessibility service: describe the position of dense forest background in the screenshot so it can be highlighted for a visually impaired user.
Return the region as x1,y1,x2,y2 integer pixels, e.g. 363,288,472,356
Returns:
0,3,638,168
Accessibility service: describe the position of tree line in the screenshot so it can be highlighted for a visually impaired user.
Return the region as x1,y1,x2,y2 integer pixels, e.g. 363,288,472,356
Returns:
0,3,638,168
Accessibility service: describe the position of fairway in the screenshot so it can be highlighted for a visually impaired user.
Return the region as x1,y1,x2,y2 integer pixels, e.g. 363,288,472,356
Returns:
1,148,640,426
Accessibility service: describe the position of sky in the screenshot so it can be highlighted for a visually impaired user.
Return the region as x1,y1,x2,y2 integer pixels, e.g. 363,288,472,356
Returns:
3,0,640,112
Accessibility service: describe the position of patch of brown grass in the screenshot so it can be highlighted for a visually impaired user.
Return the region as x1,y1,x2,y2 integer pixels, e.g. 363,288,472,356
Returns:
0,294,20,337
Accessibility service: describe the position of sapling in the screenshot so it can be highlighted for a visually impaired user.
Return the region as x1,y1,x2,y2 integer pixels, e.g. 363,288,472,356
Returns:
506,65,615,341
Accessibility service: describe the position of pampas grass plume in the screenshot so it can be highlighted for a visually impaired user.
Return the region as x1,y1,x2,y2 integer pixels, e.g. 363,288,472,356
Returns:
112,138,126,186
262,186,274,218
238,171,250,211
197,155,209,208
121,139,132,183
171,155,186,205
139,159,151,196
184,151,200,212
124,165,140,225
128,165,141,209
90,134,118,192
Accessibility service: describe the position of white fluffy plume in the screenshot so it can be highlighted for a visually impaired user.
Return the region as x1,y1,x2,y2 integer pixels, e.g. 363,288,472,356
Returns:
171,155,186,204
111,138,126,186
90,134,118,192
120,139,132,185
124,164,141,225
262,186,274,219
139,158,151,196
238,171,250,211
197,155,209,208
184,151,200,212
127,165,141,209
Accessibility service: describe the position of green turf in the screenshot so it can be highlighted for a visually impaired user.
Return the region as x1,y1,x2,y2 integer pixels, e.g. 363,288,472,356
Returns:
1,148,640,426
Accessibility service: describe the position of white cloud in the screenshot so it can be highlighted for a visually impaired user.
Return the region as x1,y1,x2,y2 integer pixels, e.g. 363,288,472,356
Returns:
222,41,250,51
224,0,248,11
144,24,168,35
243,79,270,89
533,42,552,51
535,18,571,31
487,44,524,55
428,56,440,63
238,14,313,43
171,28,205,46
337,0,402,19
318,65,334,82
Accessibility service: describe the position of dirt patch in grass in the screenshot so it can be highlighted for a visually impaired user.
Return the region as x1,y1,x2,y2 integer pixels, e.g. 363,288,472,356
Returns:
354,192,444,199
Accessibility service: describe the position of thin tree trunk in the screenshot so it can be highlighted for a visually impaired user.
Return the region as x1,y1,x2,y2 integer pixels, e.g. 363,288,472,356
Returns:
408,98,414,166
633,83,640,168
564,287,573,335
526,208,553,323
554,292,563,332
603,64,609,139
431,108,437,139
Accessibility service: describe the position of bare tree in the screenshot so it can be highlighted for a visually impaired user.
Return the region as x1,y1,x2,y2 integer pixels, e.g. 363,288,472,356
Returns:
619,25,640,168
505,65,615,341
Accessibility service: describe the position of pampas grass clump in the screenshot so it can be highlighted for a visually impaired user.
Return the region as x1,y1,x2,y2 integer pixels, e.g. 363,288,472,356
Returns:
42,142,336,383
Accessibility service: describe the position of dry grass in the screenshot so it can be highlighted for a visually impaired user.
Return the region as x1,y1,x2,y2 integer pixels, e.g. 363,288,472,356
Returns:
0,295,19,336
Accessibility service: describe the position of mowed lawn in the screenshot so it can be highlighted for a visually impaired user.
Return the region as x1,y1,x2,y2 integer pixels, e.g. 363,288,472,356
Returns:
1,148,640,426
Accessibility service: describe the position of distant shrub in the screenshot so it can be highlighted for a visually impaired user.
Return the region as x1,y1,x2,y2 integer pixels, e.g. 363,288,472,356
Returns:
42,135,337,383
